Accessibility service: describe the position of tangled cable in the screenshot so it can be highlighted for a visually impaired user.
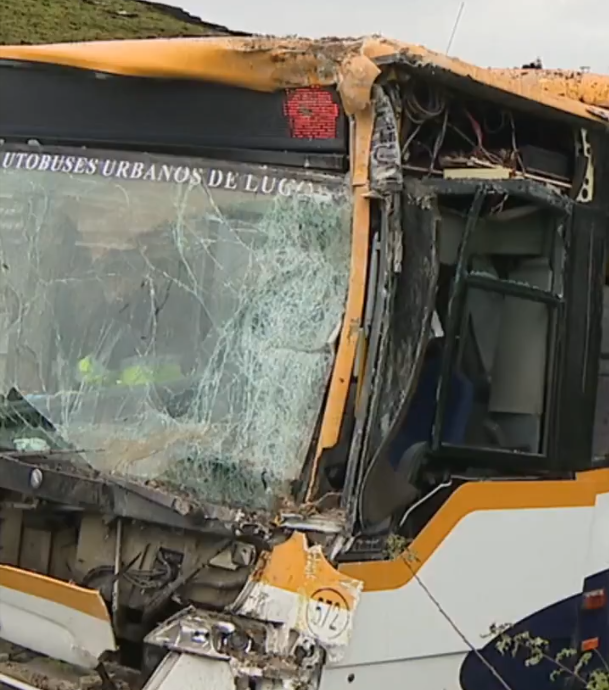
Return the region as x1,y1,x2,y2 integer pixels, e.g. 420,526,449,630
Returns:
82,548,175,592
401,86,448,163
403,87,446,124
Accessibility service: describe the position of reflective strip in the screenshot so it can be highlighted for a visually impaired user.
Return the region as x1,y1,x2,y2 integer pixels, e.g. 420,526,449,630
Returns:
78,357,183,386
77,356,108,385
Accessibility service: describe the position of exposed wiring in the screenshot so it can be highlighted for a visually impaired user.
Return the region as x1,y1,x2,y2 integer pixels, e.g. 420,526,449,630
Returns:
428,109,450,175
464,109,484,149
447,122,477,149
141,538,233,625
483,109,507,135
398,479,453,528
509,112,527,173
414,141,435,163
82,548,175,593
403,88,446,125
124,548,175,590
489,193,510,216
401,122,422,159
402,85,527,178
463,109,503,165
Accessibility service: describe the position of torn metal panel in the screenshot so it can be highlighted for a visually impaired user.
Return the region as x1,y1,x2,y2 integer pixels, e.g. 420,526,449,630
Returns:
230,533,363,662
143,533,364,685
0,146,352,513
413,177,572,211
590,106,609,122
370,46,609,127
145,607,323,688
339,198,394,527
369,85,403,194
358,192,439,481
278,512,345,535
335,52,381,116
0,565,116,668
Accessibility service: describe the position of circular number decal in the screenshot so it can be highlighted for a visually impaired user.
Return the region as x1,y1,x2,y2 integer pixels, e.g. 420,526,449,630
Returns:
305,587,351,640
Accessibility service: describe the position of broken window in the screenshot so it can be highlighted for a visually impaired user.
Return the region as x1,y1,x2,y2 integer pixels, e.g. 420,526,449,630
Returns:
358,191,571,532
433,198,565,457
355,81,605,538
0,147,352,510
378,191,568,477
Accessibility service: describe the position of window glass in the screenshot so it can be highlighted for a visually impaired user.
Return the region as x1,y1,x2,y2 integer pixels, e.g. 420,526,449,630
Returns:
441,286,552,454
0,147,352,510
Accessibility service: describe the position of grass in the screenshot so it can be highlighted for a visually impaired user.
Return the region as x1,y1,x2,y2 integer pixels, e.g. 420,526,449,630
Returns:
0,0,227,45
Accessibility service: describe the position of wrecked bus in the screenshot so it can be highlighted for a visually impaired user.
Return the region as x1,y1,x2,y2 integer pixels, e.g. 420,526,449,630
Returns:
0,36,607,690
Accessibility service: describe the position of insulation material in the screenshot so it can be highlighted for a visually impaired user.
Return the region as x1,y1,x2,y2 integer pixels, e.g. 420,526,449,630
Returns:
0,150,352,511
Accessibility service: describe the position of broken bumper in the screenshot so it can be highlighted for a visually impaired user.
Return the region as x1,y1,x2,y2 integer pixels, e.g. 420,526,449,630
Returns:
144,606,324,689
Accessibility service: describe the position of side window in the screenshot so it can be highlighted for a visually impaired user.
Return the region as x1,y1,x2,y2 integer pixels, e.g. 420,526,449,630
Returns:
433,201,565,459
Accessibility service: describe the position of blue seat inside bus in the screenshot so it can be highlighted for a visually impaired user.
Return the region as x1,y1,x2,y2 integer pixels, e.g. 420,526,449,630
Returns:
388,353,474,469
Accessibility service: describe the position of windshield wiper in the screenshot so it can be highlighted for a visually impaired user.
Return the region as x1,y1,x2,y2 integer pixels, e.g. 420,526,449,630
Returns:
0,449,231,533
0,391,240,533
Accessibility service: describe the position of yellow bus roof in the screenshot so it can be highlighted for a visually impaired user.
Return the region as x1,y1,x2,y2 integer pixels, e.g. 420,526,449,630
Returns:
0,36,607,125
490,68,609,110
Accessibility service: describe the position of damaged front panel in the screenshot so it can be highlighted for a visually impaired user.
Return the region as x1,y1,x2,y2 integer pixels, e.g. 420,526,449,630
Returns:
342,67,608,551
368,85,403,194
230,533,362,661
0,147,352,512
144,533,363,688
357,191,439,531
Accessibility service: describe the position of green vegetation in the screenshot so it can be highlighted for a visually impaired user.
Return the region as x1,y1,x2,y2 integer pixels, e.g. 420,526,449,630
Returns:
0,0,226,45
493,626,609,689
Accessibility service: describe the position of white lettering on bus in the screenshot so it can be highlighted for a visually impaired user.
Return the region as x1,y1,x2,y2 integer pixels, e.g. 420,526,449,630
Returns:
0,151,335,198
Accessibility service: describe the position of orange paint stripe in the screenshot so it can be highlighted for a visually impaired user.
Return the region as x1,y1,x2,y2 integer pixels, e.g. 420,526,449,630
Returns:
0,565,111,621
341,474,609,592
351,105,375,187
315,187,370,449
256,533,359,608
305,108,373,501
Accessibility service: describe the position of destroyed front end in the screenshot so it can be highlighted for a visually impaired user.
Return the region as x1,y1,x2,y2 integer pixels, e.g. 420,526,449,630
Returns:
0,40,362,690
0,35,609,690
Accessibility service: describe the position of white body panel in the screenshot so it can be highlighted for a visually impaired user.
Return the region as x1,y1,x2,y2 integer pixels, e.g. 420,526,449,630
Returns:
143,653,236,690
319,500,609,690
0,586,114,667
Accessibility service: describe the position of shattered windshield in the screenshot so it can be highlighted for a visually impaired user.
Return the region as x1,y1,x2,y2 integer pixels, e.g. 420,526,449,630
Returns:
0,147,352,510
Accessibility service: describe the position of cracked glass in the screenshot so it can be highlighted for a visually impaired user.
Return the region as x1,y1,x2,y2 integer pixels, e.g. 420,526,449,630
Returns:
0,147,352,510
